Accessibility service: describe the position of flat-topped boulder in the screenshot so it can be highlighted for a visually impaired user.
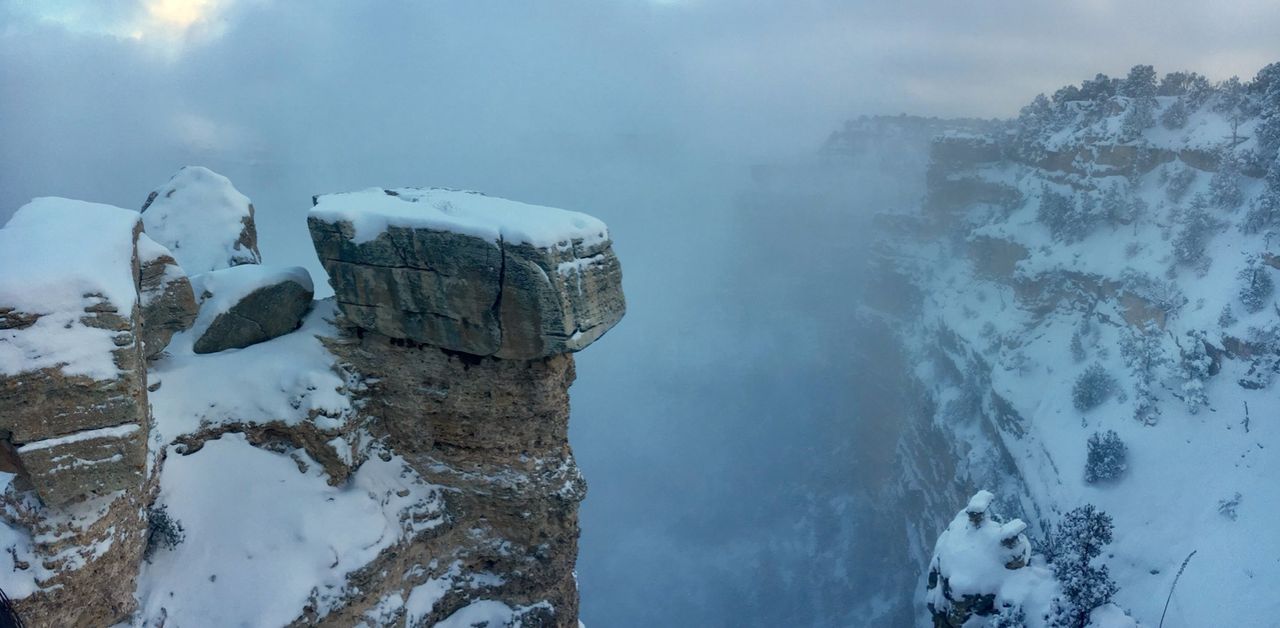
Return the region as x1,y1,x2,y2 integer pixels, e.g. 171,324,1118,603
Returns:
190,265,315,354
141,166,262,273
308,187,625,359
0,198,149,506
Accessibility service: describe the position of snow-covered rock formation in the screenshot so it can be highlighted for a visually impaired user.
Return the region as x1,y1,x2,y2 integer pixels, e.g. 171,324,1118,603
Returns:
0,172,623,627
888,63,1280,625
0,197,154,624
309,187,625,359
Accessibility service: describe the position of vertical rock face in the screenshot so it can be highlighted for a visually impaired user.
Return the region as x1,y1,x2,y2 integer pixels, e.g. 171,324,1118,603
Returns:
0,198,153,625
308,187,623,626
308,188,625,360
137,233,198,359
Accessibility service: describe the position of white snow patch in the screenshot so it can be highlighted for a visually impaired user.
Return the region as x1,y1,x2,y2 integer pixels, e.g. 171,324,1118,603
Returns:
311,187,609,248
17,423,140,453
134,433,442,626
141,166,259,273
149,299,351,441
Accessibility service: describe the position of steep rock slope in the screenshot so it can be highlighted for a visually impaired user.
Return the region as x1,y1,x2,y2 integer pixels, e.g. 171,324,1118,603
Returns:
886,64,1280,625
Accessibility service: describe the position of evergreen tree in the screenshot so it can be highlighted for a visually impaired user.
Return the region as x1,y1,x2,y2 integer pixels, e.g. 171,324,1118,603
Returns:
1085,431,1128,483
1179,330,1212,413
1038,185,1093,242
1119,65,1158,140
1218,303,1238,328
1163,163,1196,202
1238,255,1275,313
1254,62,1280,156
1160,96,1189,130
1210,148,1244,210
1121,322,1166,425
1172,195,1221,272
1241,159,1280,234
1215,76,1251,145
1101,182,1128,225
1072,363,1116,412
1048,506,1119,628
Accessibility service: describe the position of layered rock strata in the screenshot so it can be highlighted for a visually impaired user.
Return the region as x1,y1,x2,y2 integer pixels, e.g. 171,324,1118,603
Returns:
0,198,153,624
309,187,625,359
307,187,624,626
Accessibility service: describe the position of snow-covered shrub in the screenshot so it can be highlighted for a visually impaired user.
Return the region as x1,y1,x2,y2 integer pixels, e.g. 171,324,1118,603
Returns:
1121,322,1167,425
1084,431,1128,483
1161,96,1189,130
1218,492,1243,521
1100,183,1128,226
1179,330,1213,413
1072,364,1115,411
1163,163,1196,202
1241,160,1280,234
1237,255,1274,313
1172,197,1221,273
1218,303,1238,328
145,504,187,562
1038,185,1094,242
989,603,1026,627
1047,505,1118,628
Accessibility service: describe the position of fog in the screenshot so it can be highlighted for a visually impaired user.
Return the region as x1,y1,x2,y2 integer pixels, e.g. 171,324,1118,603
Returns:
3,1,1278,625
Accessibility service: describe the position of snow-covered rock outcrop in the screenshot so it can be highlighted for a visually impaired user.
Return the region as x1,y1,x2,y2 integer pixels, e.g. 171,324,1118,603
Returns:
0,197,154,624
141,166,263,273
0,171,623,627
309,187,625,359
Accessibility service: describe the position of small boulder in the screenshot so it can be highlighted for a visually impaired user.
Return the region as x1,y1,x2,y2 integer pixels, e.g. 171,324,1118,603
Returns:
137,234,198,359
141,166,262,273
190,265,315,354
309,187,625,359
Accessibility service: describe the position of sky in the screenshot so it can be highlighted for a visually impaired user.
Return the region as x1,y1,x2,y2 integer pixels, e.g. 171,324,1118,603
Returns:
3,1,1280,626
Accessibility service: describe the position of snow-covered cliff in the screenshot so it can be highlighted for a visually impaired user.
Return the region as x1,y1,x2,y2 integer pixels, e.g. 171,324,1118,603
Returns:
890,63,1280,626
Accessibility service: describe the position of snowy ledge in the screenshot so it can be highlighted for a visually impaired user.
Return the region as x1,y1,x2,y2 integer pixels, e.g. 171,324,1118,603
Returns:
309,187,610,248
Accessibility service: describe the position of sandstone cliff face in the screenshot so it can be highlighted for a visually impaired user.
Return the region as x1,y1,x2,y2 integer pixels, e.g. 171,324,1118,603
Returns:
293,186,621,626
313,329,584,626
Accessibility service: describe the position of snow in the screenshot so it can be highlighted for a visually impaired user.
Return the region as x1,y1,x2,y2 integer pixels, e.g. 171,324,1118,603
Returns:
909,91,1280,627
148,299,352,441
16,423,140,453
0,197,142,379
187,264,314,344
134,433,442,626
310,187,610,248
140,166,260,273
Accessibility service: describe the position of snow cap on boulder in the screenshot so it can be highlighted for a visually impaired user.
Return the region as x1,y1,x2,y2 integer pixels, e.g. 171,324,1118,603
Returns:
0,197,150,506
189,265,315,354
141,166,262,273
308,187,625,359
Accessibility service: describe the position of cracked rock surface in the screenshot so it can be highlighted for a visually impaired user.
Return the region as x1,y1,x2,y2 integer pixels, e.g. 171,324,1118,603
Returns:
308,187,625,359
190,265,315,354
